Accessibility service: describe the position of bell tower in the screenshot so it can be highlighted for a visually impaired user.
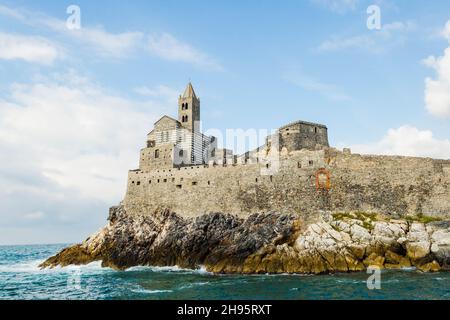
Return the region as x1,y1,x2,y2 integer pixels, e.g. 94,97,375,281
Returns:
178,82,200,133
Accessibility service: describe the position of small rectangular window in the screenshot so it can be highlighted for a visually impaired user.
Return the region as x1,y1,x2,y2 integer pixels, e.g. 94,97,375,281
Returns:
176,184,182,189
192,181,198,186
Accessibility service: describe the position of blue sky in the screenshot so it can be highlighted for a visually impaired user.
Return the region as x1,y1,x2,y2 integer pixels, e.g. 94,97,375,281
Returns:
0,0,450,245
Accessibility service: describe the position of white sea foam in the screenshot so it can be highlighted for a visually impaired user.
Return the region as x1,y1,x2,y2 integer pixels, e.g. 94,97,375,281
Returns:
127,265,212,275
177,281,211,290
130,287,173,294
0,260,111,274
0,260,42,273
0,260,211,275
400,267,417,271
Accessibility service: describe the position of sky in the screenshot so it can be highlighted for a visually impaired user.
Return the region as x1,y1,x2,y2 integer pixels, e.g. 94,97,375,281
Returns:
0,0,450,245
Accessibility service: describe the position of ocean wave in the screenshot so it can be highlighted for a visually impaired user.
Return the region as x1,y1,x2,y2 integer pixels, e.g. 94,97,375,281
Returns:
126,265,212,275
398,267,417,271
0,260,42,273
177,281,211,290
0,260,112,274
130,287,173,294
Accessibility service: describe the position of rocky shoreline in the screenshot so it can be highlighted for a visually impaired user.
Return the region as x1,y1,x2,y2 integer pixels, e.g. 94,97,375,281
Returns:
40,206,450,274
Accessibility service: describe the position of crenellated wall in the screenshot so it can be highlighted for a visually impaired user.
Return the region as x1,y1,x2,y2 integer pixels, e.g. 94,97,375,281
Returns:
277,121,329,152
123,148,450,219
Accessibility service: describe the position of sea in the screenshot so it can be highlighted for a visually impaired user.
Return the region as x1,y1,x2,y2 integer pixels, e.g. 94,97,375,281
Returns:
0,244,449,300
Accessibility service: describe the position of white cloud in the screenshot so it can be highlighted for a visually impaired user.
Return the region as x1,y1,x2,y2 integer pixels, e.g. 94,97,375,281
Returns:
0,4,25,20
443,20,450,41
41,17,144,58
0,5,223,69
0,74,167,202
344,125,450,159
0,32,61,64
134,84,180,106
147,33,224,71
423,20,450,119
0,5,143,59
310,0,359,13
0,71,172,243
318,21,415,53
23,211,46,221
283,71,351,101
134,84,179,98
69,28,143,58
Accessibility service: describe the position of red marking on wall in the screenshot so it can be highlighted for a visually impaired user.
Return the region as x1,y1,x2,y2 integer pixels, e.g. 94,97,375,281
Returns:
316,168,331,191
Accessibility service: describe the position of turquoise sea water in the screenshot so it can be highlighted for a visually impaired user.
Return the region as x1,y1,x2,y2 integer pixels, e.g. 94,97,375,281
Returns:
0,244,449,300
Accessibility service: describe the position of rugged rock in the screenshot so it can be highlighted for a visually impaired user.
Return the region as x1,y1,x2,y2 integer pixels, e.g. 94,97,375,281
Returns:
384,250,411,269
406,223,431,260
417,261,441,272
40,206,450,274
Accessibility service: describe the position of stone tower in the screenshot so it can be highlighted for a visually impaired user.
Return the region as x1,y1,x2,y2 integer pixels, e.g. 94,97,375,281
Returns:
178,82,200,133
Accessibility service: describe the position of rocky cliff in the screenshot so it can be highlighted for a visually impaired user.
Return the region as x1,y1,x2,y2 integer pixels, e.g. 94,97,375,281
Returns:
41,206,450,274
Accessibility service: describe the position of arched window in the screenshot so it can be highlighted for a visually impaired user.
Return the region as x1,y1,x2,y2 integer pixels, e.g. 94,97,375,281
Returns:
185,103,188,110
155,149,160,158
182,115,188,123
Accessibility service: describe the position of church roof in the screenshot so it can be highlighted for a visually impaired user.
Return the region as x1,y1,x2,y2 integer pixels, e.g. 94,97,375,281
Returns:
153,115,180,126
182,82,198,99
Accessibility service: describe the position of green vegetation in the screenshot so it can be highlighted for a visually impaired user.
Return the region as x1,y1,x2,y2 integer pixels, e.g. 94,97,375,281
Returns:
332,211,442,227
406,214,442,224
332,211,379,230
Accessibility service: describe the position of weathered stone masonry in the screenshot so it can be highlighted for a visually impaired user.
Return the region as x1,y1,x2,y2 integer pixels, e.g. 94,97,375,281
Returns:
125,148,450,219
124,83,450,220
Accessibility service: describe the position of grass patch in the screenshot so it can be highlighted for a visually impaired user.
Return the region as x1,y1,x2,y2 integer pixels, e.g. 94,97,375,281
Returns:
406,214,442,224
332,211,378,230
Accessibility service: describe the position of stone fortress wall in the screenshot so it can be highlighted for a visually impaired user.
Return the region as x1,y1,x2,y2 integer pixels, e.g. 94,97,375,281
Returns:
124,147,450,219
123,82,450,220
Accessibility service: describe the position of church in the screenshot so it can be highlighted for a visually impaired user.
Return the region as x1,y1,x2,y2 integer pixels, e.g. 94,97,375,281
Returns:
139,83,221,171
138,82,329,171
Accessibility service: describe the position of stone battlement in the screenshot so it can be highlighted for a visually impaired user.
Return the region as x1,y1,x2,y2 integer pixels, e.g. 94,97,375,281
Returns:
124,147,450,219
123,83,450,220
